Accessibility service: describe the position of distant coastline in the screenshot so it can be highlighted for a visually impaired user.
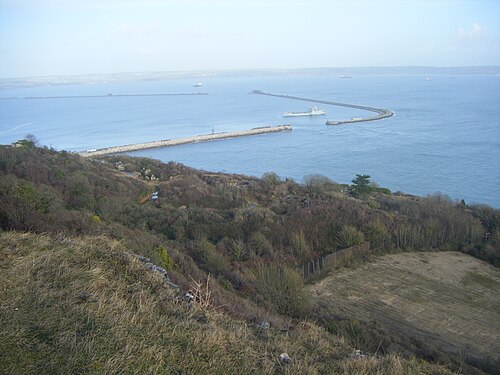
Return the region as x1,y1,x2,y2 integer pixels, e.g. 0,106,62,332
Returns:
1,66,499,90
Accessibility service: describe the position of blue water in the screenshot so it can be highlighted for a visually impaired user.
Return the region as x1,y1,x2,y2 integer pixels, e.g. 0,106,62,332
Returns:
1,74,499,207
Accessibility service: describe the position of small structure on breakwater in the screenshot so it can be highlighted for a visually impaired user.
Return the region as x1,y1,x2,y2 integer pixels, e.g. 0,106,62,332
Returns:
79,125,292,157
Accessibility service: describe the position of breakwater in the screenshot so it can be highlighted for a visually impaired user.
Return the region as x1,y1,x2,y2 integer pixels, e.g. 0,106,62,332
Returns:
250,90,393,125
22,92,208,100
79,125,292,157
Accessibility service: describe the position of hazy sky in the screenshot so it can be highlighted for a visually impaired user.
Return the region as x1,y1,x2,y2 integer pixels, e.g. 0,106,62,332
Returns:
1,0,499,78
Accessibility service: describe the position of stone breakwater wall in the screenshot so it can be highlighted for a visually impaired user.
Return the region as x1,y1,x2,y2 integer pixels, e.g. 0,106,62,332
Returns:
250,90,393,125
79,125,292,157
23,92,208,100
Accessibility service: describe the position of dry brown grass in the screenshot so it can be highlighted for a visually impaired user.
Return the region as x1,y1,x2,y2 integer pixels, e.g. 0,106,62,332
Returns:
188,274,215,310
0,232,454,374
310,251,500,373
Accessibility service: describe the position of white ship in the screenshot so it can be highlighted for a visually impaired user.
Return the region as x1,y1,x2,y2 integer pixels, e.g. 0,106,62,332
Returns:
193,82,203,87
283,106,326,117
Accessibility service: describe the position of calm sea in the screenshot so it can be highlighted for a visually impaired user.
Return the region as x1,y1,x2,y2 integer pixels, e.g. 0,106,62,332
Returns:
1,74,499,207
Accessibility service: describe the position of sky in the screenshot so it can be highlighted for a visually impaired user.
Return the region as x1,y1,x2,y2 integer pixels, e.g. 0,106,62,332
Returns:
0,0,499,78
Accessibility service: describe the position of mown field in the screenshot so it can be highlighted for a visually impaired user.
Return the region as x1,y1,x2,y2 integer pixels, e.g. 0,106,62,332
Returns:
310,252,500,373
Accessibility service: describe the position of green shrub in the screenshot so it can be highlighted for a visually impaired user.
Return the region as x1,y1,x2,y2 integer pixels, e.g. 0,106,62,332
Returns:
239,209,269,235
374,187,391,195
219,278,232,290
365,221,390,251
228,238,248,261
254,263,310,317
66,174,94,210
205,249,230,276
337,225,364,249
367,197,380,209
303,174,340,195
290,231,311,260
192,240,229,276
261,172,281,187
351,174,372,198
249,232,274,257
157,245,173,271
13,181,51,214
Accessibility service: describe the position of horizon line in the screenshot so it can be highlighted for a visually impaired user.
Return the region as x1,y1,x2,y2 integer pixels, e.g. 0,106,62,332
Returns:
2,65,500,82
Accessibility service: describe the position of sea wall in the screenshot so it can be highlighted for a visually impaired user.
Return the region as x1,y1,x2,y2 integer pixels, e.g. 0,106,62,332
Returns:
23,92,207,100
250,90,393,125
79,125,292,157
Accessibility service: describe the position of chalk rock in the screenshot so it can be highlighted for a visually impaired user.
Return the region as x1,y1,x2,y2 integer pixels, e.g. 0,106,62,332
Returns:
279,353,292,364
349,349,367,360
184,292,194,303
256,321,270,331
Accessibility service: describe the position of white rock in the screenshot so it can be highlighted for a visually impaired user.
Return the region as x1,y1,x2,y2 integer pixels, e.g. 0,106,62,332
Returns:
279,353,292,364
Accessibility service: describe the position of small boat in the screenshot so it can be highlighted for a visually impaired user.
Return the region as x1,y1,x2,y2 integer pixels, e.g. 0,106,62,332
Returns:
340,75,352,79
193,82,203,87
283,106,326,117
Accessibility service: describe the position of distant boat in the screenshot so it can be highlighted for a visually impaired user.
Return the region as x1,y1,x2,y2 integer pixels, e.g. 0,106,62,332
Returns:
193,82,203,87
283,106,326,117
340,75,352,79
425,77,432,81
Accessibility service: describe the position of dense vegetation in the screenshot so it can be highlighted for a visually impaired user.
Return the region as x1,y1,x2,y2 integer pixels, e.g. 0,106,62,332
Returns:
1,142,498,374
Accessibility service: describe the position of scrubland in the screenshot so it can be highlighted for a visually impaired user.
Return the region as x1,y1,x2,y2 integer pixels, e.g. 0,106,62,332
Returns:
1,142,498,374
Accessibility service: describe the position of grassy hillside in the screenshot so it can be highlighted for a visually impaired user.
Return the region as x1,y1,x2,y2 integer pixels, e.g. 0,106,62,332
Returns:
0,231,452,374
1,142,499,373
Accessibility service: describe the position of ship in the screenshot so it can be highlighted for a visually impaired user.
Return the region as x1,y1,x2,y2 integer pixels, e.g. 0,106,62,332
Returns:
193,82,203,87
283,106,326,117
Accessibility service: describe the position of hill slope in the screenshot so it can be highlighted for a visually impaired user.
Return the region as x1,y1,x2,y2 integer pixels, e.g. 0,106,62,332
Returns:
0,232,453,374
1,144,499,373
310,252,500,374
